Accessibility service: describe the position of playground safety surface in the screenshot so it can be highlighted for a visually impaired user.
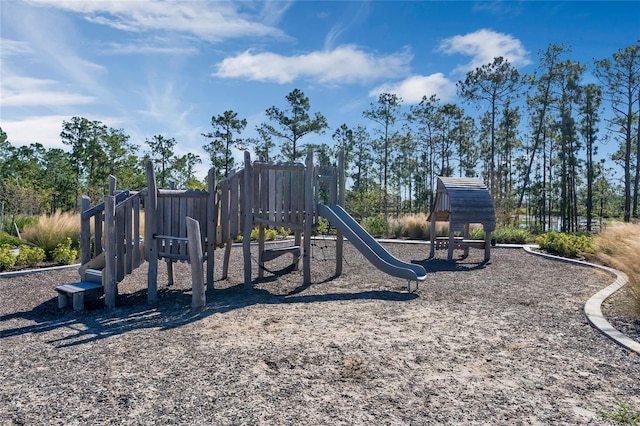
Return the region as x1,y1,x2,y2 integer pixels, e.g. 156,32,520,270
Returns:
1,243,639,425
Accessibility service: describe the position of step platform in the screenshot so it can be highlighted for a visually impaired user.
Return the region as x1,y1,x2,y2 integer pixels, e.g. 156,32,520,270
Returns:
54,282,103,311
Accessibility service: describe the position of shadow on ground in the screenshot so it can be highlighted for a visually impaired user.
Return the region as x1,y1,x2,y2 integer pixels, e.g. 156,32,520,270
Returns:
0,279,417,348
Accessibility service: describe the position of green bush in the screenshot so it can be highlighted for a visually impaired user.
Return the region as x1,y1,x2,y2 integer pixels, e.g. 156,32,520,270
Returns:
52,237,79,265
0,245,16,271
493,226,531,244
536,232,594,258
469,227,485,240
278,227,291,238
0,232,21,247
315,218,329,235
362,215,388,237
466,226,530,244
15,245,46,267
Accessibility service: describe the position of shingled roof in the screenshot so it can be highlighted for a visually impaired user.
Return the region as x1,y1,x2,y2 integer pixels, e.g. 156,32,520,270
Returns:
428,177,496,232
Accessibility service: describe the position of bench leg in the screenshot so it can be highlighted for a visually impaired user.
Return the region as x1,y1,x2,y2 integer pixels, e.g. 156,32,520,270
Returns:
72,292,85,311
58,293,70,309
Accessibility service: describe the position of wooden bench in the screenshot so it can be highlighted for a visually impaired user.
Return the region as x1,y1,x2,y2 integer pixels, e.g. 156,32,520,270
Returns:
54,282,103,311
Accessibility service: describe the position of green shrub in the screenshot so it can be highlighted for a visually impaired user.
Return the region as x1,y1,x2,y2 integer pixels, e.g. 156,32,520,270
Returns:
265,228,278,241
52,237,79,265
0,232,21,247
493,226,531,244
536,232,594,258
278,227,291,238
0,245,16,271
15,245,46,267
469,227,486,240
362,215,388,237
315,218,329,235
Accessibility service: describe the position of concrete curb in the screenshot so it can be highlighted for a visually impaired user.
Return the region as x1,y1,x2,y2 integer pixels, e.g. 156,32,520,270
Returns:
0,263,80,278
523,244,640,355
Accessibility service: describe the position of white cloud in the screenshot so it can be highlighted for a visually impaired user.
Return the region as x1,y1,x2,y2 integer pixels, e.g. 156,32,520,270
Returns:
369,73,457,104
2,115,70,148
99,41,199,56
26,0,290,43
214,45,412,84
1,75,95,107
3,114,127,149
0,39,33,56
439,29,530,73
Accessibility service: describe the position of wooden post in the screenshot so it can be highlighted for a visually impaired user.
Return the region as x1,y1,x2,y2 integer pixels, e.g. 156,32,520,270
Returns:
484,230,492,262
187,217,205,308
108,175,116,196
429,216,437,259
447,226,455,261
335,150,345,276
242,151,254,291
463,223,470,258
303,150,313,285
80,196,92,265
258,224,265,279
104,195,117,309
206,167,216,292
145,160,159,305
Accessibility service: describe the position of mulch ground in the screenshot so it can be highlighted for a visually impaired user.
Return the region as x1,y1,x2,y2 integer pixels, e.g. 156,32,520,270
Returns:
1,242,639,425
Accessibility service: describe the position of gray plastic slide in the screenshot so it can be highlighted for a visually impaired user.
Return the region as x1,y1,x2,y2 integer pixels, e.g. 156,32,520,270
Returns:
318,204,427,283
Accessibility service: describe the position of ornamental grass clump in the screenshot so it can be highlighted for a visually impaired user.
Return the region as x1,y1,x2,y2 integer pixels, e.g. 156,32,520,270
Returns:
21,211,81,256
594,222,640,312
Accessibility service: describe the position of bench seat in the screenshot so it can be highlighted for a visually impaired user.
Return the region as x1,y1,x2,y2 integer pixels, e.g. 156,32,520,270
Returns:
54,282,103,311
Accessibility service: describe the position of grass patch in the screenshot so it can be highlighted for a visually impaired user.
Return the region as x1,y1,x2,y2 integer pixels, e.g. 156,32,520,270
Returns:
598,401,640,425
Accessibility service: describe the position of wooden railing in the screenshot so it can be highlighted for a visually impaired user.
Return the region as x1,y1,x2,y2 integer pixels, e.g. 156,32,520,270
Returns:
80,176,143,307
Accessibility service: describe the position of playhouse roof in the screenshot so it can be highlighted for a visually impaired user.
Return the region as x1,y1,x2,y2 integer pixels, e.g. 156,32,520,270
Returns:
427,177,496,232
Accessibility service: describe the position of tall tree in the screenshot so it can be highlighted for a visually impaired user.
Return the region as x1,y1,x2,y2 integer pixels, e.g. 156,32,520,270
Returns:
145,135,177,188
578,83,603,231
202,110,247,179
595,42,640,222
517,44,569,211
173,153,203,189
457,56,524,196
60,116,105,209
42,148,76,212
332,123,355,171
555,60,585,232
410,95,440,210
247,123,277,163
264,89,328,163
363,93,402,218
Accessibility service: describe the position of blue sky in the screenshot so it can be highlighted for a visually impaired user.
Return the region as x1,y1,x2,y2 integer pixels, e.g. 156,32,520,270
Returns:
1,1,639,179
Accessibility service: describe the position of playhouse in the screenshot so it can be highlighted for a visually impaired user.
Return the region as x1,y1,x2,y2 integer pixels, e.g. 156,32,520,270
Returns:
427,176,496,261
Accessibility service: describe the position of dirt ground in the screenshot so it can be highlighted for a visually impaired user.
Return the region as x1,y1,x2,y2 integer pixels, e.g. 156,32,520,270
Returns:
1,241,639,425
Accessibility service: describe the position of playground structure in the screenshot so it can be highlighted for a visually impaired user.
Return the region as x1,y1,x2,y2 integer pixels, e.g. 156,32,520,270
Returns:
57,150,426,311
427,176,496,261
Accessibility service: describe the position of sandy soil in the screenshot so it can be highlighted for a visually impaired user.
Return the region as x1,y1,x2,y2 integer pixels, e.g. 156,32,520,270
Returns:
1,241,639,425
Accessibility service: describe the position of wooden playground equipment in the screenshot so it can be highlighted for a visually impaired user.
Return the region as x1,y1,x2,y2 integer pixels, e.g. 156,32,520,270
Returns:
427,176,496,262
56,153,494,312
57,150,349,311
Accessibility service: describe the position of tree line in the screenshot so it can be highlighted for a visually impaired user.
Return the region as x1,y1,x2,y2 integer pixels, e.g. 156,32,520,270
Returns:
1,42,638,232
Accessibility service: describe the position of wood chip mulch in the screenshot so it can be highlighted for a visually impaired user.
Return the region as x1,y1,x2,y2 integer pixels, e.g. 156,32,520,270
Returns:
1,242,639,425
